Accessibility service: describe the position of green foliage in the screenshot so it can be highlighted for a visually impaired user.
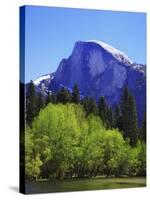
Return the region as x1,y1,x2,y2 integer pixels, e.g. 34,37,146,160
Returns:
101,130,130,176
81,97,98,116
128,141,146,176
25,128,43,180
87,97,98,115
81,97,89,114
26,81,47,126
120,86,130,136
56,87,71,104
26,154,43,180
98,96,107,125
114,105,122,130
25,83,145,180
36,91,45,113
26,81,37,126
106,107,114,129
98,96,114,129
72,84,80,103
25,103,146,180
141,111,146,143
46,92,52,105
127,94,138,147
51,93,57,103
120,86,138,147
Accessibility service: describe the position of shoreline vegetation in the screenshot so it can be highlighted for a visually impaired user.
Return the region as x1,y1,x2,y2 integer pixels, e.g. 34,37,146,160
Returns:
23,82,146,183
26,175,146,183
25,177,146,193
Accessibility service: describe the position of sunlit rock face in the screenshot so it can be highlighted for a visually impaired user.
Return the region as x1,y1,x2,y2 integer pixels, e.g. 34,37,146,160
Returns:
48,40,146,125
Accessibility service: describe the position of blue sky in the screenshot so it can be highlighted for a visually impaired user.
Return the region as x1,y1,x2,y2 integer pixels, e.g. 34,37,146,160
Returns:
24,6,146,83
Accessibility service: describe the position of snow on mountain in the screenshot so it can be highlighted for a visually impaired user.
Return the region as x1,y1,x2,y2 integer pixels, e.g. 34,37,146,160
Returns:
34,74,54,86
33,73,55,94
132,63,146,74
88,40,133,65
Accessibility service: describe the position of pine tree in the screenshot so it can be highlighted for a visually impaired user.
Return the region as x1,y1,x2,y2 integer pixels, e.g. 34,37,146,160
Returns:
114,105,122,130
51,93,57,104
26,80,37,126
98,96,107,124
81,97,89,116
46,92,52,105
128,94,138,147
56,87,71,104
120,86,138,147
81,97,98,116
72,84,80,103
106,107,114,129
120,86,130,138
87,97,98,115
36,91,45,114
141,111,146,143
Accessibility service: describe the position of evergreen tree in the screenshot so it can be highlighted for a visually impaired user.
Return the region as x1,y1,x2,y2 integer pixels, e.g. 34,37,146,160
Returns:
114,105,122,130
106,107,114,129
120,86,138,147
67,89,72,103
81,97,98,116
46,92,52,105
56,87,71,104
26,80,37,126
120,86,130,138
128,94,138,147
51,93,57,104
81,97,89,116
141,111,146,143
98,96,107,124
72,84,80,103
36,91,45,114
87,97,98,115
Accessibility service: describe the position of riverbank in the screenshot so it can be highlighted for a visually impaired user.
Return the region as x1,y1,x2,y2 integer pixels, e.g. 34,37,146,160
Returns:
25,177,146,194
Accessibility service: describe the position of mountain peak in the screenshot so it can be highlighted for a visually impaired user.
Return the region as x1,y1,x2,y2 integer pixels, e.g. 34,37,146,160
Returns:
86,40,133,65
33,40,146,125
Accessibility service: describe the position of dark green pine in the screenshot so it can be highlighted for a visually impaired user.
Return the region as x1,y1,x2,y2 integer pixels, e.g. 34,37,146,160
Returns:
72,84,80,104
26,80,37,126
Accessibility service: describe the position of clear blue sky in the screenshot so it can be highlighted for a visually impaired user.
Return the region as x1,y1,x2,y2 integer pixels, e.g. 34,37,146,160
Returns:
24,5,146,83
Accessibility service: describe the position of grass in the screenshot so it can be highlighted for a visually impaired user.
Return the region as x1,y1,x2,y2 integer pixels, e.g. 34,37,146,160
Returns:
25,177,146,194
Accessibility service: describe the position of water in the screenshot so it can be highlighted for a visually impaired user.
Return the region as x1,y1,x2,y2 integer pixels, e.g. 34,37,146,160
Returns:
25,177,146,194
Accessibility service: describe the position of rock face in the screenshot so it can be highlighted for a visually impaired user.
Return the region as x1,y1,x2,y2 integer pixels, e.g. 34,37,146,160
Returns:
39,40,146,125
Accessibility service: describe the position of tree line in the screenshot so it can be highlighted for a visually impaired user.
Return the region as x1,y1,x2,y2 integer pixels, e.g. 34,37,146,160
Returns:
26,81,146,146
24,81,146,180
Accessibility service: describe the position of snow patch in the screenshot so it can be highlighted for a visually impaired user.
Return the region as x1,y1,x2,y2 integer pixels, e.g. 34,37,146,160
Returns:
34,74,52,86
88,40,133,65
132,64,145,74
